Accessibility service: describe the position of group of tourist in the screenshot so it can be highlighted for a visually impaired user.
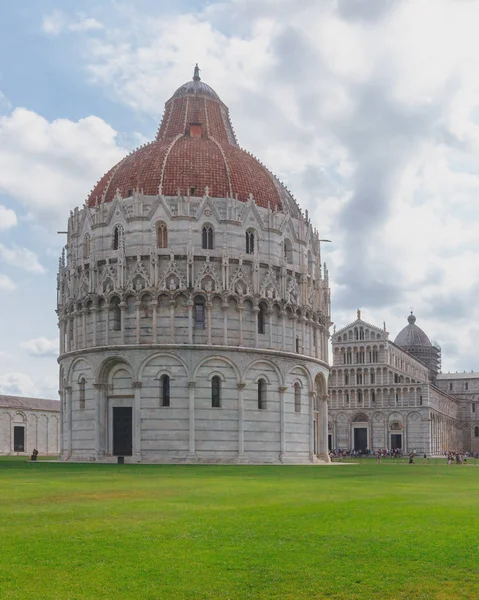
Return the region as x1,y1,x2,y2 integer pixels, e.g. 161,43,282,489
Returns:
445,451,472,464
329,448,404,460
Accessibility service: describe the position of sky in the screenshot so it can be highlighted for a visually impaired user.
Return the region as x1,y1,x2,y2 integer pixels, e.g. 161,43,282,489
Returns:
1,0,479,399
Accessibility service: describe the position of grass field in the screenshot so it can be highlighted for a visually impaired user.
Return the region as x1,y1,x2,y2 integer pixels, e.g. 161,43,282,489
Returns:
1,457,478,600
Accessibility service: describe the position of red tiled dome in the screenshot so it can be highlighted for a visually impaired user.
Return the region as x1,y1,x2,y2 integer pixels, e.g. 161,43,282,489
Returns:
87,68,295,212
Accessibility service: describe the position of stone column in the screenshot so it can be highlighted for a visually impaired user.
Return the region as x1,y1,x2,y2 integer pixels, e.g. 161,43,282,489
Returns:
310,392,316,459
82,309,86,348
169,299,175,342
132,381,142,461
309,319,313,357
105,304,110,346
237,383,245,460
281,311,286,351
65,386,72,458
73,311,78,350
59,389,64,455
119,302,127,344
222,303,228,345
253,305,259,347
268,309,273,349
292,315,297,352
59,318,65,354
135,301,141,344
318,395,331,462
188,382,196,459
93,383,105,459
187,301,193,344
238,305,244,346
151,300,158,343
302,316,306,354
279,386,288,461
206,302,212,345
91,307,98,347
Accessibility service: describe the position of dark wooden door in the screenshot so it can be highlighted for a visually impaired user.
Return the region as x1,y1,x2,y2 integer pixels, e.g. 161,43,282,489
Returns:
13,426,24,452
113,407,132,456
354,428,367,452
391,434,402,450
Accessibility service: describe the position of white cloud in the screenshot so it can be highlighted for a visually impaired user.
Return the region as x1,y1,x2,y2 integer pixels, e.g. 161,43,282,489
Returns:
0,243,45,274
41,10,66,35
70,17,103,32
42,10,103,35
0,205,17,230
0,108,126,227
0,371,57,399
0,274,16,292
21,337,59,357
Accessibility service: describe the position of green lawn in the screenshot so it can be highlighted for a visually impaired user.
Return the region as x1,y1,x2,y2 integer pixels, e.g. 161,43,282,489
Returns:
0,457,478,600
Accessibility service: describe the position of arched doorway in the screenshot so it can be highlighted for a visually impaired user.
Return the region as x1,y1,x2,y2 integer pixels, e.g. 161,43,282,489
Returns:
314,373,330,462
352,413,368,453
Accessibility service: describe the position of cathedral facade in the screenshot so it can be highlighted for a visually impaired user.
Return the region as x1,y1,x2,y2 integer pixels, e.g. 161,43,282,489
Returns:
328,312,461,456
57,69,331,464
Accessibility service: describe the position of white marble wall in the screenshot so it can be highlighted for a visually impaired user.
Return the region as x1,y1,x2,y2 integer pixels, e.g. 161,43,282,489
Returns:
0,409,59,455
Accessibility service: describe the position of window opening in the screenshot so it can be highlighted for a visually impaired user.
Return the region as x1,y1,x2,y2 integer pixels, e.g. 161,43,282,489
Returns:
258,304,266,334
161,375,170,407
194,299,205,329
202,226,214,250
246,230,255,255
294,383,301,413
79,378,86,410
258,379,267,410
157,222,168,248
212,376,221,408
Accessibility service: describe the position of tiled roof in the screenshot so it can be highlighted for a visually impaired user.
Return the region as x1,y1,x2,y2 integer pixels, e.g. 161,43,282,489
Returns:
87,74,291,211
0,395,60,412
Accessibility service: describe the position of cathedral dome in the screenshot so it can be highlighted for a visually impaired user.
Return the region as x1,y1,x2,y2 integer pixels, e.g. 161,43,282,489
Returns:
87,66,298,214
394,312,432,347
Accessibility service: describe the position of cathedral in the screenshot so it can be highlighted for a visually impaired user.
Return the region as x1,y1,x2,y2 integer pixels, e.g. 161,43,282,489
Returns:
56,67,331,464
328,311,478,455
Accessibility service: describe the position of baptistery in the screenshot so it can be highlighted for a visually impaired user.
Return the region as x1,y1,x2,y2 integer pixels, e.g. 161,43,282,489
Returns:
57,67,331,463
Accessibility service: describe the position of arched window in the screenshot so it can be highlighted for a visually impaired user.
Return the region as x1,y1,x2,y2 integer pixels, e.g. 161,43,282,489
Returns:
258,303,266,334
258,378,267,410
344,373,349,385
246,229,255,255
357,390,362,403
359,328,364,340
83,234,90,260
111,298,121,331
294,383,301,413
160,375,170,407
296,337,300,353
79,377,86,410
156,221,168,248
284,239,293,263
371,390,376,403
475,426,479,438
202,225,214,250
356,373,363,385
194,297,205,329
212,376,221,408
113,225,124,250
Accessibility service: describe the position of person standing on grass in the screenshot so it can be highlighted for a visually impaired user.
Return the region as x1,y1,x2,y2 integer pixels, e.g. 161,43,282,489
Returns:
409,451,414,464
423,453,428,464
